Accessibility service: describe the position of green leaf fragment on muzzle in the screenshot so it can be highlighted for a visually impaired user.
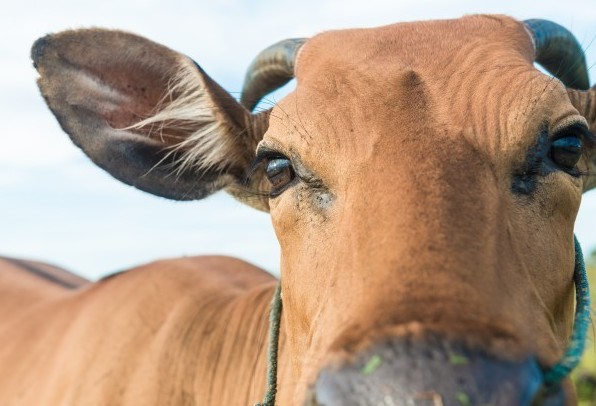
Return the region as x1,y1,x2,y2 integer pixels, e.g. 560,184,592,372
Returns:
456,391,471,406
449,353,469,366
361,354,383,376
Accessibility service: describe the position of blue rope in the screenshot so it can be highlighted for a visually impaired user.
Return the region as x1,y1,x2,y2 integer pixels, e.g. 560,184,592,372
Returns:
544,235,591,385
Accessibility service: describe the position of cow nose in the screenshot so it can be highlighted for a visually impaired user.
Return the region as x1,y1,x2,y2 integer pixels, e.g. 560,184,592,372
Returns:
307,337,566,406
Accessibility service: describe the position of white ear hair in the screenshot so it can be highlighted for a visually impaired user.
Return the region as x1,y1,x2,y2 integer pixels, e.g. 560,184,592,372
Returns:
129,61,245,175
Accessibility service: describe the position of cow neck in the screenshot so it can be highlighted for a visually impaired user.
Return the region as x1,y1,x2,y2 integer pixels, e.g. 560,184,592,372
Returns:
253,235,590,405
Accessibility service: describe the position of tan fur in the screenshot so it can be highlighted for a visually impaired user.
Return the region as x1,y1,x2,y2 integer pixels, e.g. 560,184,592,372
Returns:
0,257,287,405
0,258,87,319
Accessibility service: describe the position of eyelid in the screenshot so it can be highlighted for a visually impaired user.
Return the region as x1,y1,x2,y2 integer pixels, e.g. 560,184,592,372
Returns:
254,139,292,164
255,147,286,162
550,121,596,146
249,147,289,175
550,117,589,137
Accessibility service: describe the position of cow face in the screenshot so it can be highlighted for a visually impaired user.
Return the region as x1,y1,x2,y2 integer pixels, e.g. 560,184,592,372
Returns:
263,16,591,405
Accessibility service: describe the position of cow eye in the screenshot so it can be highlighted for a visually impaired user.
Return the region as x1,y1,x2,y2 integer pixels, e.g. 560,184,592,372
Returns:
550,136,583,171
265,157,295,196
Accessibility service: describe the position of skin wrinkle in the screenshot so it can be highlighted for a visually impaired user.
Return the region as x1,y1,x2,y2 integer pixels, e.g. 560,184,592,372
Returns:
292,84,315,145
508,219,558,337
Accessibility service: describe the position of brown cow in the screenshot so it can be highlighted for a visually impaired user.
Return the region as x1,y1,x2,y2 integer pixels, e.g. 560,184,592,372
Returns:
1,14,594,405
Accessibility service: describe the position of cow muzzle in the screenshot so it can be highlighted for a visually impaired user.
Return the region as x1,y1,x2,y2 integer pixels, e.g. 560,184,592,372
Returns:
306,337,566,406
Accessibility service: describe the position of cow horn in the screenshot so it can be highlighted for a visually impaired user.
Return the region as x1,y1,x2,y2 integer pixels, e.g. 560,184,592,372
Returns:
524,19,589,90
240,38,307,111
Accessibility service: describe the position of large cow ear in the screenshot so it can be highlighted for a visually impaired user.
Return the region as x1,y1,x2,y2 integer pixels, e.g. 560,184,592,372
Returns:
31,29,268,209
568,88,596,192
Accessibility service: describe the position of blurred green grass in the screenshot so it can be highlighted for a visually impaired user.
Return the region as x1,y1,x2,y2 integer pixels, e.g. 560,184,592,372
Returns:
575,259,596,405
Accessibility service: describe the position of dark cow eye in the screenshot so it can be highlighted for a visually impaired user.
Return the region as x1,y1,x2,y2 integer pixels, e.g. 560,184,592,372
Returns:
550,136,583,171
265,157,295,196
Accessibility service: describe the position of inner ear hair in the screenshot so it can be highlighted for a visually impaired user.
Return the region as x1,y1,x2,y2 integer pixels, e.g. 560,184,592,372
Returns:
125,60,253,176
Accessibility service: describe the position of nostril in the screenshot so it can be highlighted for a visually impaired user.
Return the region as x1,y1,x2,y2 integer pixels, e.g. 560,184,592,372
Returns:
309,338,560,406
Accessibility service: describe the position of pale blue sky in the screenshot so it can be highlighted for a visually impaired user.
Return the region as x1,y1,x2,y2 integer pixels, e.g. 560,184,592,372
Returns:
1,0,596,279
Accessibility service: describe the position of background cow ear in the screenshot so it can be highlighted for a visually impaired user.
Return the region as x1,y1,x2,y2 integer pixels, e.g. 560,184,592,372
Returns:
32,29,263,203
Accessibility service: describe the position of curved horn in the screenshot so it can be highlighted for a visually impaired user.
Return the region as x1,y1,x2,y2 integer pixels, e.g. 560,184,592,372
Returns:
240,38,307,111
524,19,589,90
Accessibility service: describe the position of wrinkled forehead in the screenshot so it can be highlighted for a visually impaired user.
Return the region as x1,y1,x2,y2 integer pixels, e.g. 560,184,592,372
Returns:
293,14,535,89
266,15,582,168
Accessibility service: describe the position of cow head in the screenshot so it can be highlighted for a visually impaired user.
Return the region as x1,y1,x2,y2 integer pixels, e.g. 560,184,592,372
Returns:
32,15,595,405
